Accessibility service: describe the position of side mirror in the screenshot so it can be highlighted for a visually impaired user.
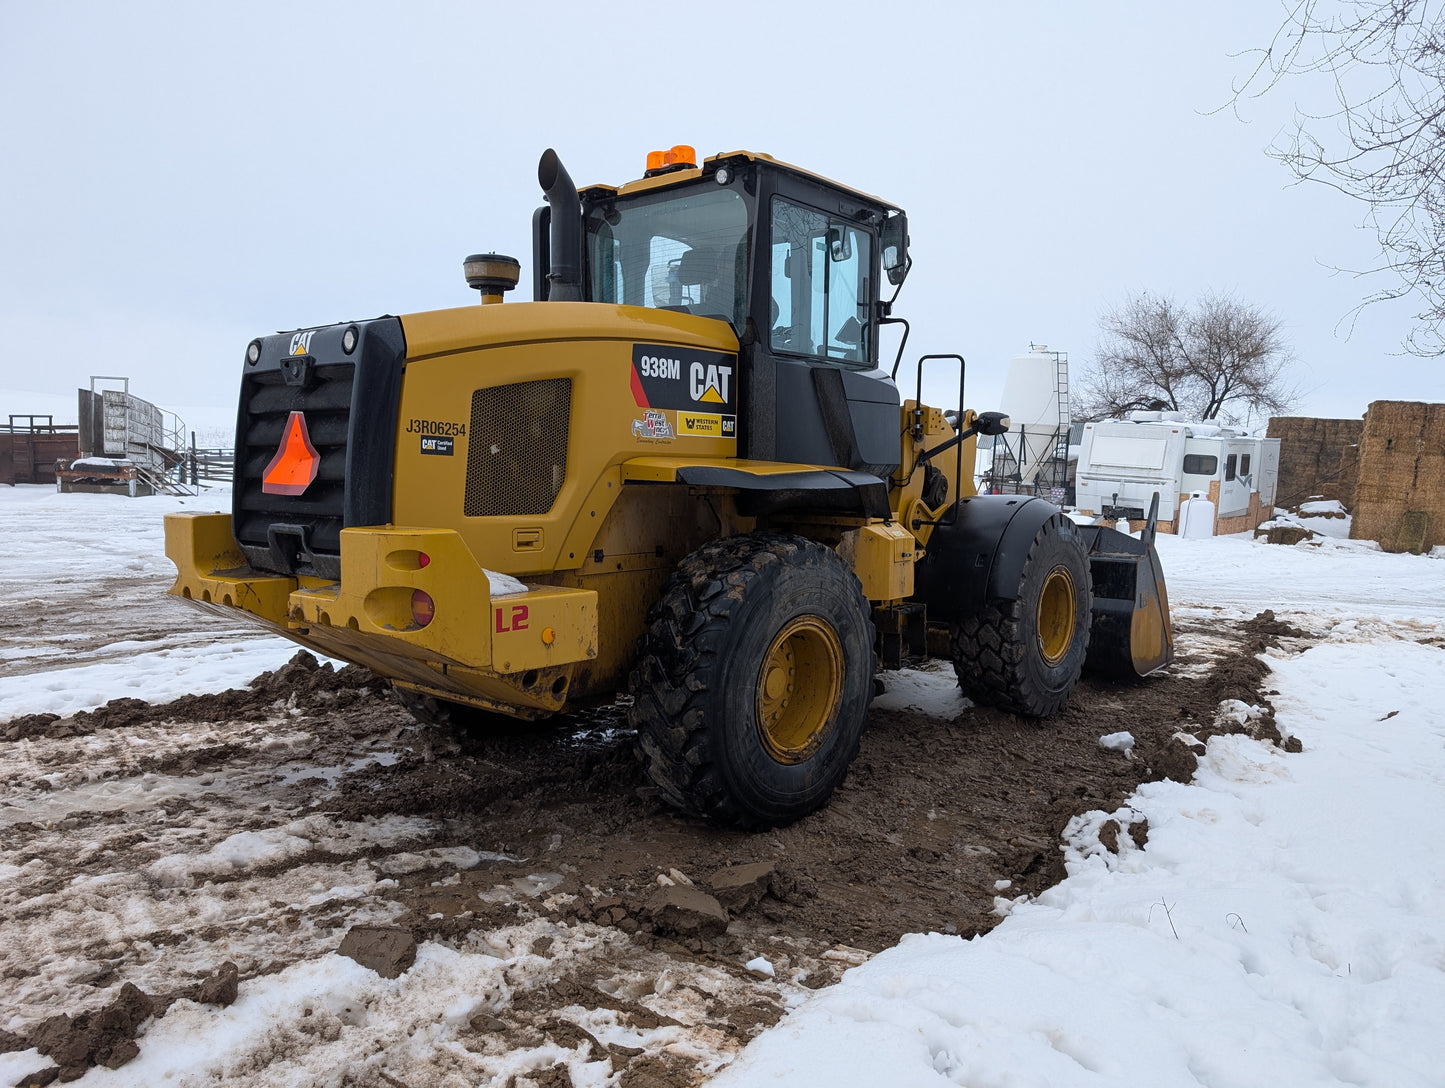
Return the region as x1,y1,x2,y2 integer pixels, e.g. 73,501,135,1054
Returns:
827,225,853,262
974,411,1010,437
881,212,910,285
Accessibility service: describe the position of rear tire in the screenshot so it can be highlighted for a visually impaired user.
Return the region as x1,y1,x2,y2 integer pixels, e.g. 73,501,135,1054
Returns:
629,532,874,829
951,516,1091,717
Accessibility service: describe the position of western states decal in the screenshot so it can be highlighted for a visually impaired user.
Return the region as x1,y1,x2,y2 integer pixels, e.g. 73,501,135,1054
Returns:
630,343,737,439
677,412,734,437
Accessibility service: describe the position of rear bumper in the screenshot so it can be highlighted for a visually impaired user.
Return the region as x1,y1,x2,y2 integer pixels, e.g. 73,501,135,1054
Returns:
164,512,597,716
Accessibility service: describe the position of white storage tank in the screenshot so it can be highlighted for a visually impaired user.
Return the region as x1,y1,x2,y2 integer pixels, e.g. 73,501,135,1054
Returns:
997,345,1068,489
1177,492,1216,537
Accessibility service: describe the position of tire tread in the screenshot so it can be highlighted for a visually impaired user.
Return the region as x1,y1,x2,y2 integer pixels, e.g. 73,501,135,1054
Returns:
951,518,1091,718
628,532,871,828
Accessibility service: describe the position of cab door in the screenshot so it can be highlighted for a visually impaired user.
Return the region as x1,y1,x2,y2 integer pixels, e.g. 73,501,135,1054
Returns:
764,196,899,476
741,175,901,480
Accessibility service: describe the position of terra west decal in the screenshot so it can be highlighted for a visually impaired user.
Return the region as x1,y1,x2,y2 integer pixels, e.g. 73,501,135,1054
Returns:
632,409,675,442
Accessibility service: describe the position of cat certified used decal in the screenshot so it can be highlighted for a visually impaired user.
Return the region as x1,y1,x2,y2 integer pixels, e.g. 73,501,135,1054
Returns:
630,343,737,438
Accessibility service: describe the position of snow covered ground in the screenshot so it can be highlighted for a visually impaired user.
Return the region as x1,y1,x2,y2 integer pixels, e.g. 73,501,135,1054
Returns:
0,485,301,720
2,486,1444,1086
717,642,1445,1088
715,516,1445,1088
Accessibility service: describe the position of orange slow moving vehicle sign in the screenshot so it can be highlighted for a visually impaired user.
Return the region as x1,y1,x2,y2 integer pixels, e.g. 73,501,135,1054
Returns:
261,411,321,495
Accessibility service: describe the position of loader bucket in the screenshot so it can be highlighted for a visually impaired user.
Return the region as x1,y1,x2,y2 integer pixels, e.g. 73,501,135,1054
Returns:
1075,495,1174,679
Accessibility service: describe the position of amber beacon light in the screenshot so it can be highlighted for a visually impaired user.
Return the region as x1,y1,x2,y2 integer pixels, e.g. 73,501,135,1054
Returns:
645,145,697,174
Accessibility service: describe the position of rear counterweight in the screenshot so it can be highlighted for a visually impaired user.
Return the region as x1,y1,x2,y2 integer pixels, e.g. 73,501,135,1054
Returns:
233,317,406,579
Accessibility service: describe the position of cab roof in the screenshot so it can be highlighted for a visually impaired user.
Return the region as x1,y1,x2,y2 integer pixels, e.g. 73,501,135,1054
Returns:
580,150,902,213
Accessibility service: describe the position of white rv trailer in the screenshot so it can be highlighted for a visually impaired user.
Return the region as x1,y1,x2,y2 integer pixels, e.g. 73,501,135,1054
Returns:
1074,412,1280,535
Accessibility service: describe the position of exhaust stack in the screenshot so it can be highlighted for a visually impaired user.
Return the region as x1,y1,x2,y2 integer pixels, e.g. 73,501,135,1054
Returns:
538,149,583,302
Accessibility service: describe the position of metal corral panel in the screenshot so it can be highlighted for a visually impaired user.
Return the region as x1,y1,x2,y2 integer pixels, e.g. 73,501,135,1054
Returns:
0,429,80,484
102,391,166,469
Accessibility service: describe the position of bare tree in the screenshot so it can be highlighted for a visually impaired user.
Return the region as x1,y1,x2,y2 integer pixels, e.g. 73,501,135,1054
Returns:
1235,1,1445,354
1076,292,1299,424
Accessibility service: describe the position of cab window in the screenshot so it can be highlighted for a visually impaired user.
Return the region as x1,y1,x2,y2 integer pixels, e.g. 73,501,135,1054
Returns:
769,197,872,366
586,186,750,329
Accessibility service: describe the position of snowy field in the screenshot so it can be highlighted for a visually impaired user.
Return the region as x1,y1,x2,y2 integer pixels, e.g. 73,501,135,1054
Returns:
0,486,302,720
2,484,1444,1086
720,639,1445,1087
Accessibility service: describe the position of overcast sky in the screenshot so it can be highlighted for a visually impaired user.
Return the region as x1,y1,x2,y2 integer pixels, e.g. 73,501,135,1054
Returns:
2,1,1440,433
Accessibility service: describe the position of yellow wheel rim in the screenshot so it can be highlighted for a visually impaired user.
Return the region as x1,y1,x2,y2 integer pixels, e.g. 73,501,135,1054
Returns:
1037,566,1077,667
755,616,844,764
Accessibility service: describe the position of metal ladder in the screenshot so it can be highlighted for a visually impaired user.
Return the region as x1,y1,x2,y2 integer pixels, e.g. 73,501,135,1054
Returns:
1053,350,1070,434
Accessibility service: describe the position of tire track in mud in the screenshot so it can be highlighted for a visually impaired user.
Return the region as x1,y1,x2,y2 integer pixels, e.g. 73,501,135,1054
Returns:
0,614,1305,1086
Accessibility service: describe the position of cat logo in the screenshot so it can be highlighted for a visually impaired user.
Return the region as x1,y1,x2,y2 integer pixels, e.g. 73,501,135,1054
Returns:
289,330,317,355
689,361,731,404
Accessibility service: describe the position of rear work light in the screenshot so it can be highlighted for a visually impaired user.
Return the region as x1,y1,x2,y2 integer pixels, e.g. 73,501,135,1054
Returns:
411,590,435,628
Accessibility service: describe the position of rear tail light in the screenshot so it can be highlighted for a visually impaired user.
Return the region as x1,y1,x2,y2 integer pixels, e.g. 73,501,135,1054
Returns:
411,590,435,627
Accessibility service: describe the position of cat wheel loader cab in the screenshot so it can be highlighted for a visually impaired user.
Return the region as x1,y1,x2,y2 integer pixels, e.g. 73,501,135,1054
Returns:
165,143,1173,830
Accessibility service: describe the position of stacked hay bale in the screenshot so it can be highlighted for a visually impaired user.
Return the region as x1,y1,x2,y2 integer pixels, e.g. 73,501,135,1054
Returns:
1349,401,1445,553
1265,416,1363,510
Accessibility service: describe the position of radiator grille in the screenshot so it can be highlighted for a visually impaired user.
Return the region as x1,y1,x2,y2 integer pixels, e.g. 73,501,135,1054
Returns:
465,379,571,517
235,362,354,556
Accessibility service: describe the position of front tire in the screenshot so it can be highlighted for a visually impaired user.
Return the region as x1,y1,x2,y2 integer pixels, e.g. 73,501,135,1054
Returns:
951,516,1091,717
629,533,875,829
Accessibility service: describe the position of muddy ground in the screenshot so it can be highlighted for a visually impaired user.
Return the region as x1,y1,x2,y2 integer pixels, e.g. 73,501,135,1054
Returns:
0,613,1300,1086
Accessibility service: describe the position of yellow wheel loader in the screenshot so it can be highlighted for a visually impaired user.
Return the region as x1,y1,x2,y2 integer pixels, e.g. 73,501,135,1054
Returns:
166,144,1172,829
